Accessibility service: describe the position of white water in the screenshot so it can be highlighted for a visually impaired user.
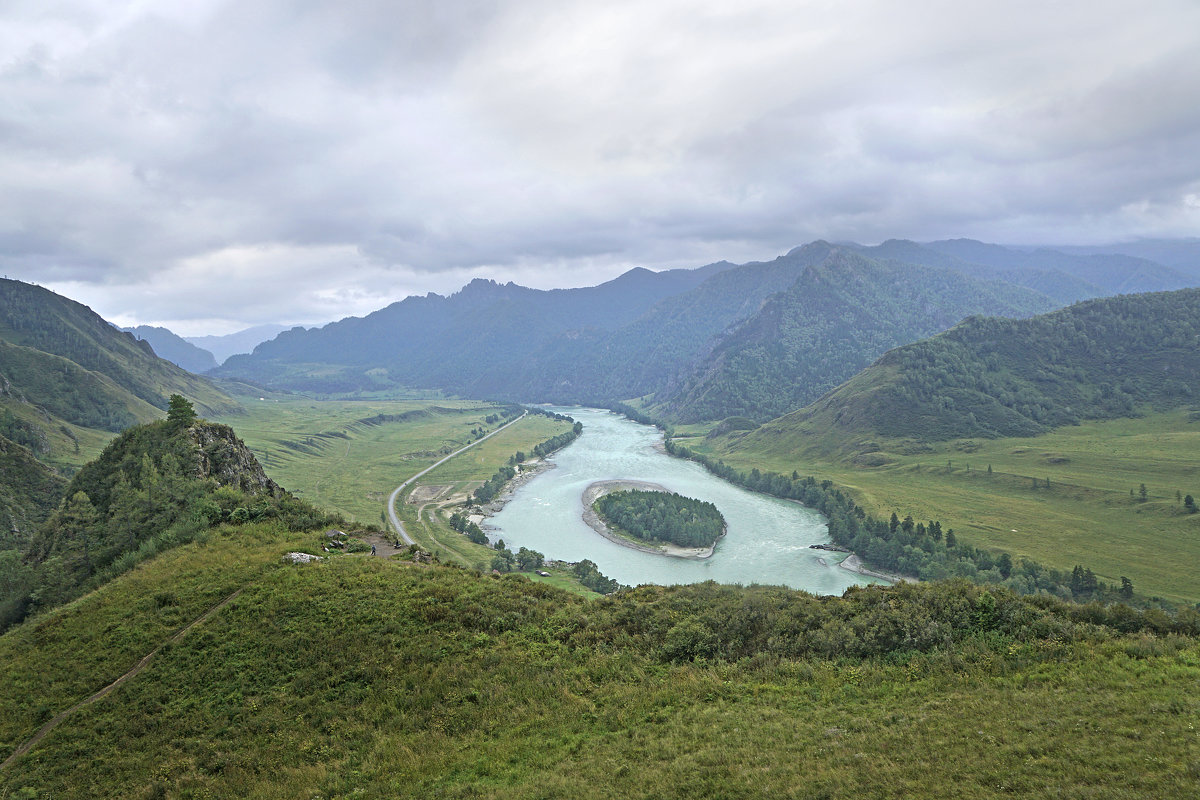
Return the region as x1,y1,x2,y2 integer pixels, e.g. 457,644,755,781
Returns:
488,407,880,593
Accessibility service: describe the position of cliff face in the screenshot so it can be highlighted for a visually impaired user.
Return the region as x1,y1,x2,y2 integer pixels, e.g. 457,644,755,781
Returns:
188,423,282,497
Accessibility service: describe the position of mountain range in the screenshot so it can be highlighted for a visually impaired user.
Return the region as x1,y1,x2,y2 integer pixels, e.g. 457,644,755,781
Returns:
214,238,1199,422
719,287,1200,460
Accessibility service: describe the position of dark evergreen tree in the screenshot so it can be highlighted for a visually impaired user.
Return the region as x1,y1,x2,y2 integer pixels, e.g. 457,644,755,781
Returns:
166,394,198,428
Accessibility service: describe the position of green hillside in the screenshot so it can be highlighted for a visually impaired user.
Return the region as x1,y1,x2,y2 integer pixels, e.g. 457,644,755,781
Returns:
1,399,339,633
1,534,1197,797
764,288,1200,445
694,290,1200,602
0,435,66,549
0,338,163,433
663,249,1054,422
0,279,239,419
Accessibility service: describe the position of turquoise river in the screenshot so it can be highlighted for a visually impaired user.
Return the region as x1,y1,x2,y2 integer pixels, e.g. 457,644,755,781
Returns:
488,407,882,593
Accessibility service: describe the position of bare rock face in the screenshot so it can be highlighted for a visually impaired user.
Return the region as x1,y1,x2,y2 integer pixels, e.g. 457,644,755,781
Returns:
187,423,282,497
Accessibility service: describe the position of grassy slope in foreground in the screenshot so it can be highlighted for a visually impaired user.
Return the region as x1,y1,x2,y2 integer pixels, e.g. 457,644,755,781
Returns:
1,526,1198,798
696,408,1200,603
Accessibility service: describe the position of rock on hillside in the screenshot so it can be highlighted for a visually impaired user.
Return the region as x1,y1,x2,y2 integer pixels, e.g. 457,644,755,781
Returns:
188,422,282,497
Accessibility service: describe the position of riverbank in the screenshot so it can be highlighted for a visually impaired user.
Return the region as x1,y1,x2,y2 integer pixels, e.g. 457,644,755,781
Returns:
837,553,916,584
474,458,555,529
581,480,719,559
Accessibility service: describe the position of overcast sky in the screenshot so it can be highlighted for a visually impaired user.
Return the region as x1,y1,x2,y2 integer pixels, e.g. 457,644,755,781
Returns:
3,0,1199,334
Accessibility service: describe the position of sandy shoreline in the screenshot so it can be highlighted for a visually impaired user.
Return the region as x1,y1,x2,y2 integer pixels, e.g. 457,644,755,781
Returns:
581,480,720,559
837,553,916,584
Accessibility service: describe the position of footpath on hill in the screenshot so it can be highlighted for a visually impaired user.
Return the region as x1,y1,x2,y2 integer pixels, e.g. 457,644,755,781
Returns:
1,589,244,770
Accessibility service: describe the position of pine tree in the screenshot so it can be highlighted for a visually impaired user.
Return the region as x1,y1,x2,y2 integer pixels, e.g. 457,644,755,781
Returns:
167,395,197,428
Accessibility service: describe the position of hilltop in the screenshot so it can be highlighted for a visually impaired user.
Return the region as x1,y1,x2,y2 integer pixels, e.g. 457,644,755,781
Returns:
0,397,337,632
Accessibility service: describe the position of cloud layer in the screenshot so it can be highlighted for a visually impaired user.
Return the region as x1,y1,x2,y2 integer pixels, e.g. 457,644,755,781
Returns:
3,0,1199,333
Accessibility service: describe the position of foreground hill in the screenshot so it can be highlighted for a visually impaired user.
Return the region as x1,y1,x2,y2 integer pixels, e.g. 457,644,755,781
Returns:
748,288,1200,448
0,398,335,632
1,540,1197,797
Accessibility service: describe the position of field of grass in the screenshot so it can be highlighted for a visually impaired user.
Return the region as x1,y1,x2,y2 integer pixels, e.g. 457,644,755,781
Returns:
213,392,579,581
395,413,576,574
697,409,1200,603
213,392,539,526
2,522,1197,798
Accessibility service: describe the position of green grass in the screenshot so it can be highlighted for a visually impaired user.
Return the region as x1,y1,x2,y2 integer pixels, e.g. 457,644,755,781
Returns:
418,415,568,484
699,409,1200,603
393,414,573,572
213,393,509,525
214,394,576,580
2,528,1198,798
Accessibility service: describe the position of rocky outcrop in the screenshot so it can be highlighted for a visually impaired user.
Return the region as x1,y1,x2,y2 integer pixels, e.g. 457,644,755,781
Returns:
188,422,282,497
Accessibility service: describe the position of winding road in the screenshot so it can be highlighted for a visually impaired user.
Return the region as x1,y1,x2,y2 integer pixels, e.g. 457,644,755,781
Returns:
387,411,528,546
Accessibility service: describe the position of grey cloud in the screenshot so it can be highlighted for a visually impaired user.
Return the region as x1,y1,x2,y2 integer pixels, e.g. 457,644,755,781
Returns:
3,0,1199,332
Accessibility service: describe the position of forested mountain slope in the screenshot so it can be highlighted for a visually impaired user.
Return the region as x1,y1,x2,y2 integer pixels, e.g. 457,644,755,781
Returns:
662,249,1055,422
496,241,844,403
0,435,66,548
215,240,1195,421
123,325,219,373
217,263,731,394
737,288,1200,450
0,279,239,418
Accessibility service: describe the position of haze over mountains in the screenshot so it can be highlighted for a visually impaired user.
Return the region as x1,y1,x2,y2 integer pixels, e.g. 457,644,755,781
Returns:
214,238,1200,424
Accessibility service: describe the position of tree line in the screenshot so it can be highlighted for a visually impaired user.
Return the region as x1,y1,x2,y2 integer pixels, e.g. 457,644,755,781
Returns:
664,436,1168,608
472,415,583,504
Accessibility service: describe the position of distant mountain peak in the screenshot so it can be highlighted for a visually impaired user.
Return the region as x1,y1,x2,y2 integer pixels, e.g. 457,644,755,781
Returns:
786,240,835,258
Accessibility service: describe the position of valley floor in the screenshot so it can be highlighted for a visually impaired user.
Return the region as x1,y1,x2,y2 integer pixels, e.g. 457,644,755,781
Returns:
691,408,1200,603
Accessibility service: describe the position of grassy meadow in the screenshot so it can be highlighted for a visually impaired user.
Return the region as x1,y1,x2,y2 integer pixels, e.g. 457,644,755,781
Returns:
213,392,564,526
213,391,578,580
1,522,1198,799
695,409,1200,603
